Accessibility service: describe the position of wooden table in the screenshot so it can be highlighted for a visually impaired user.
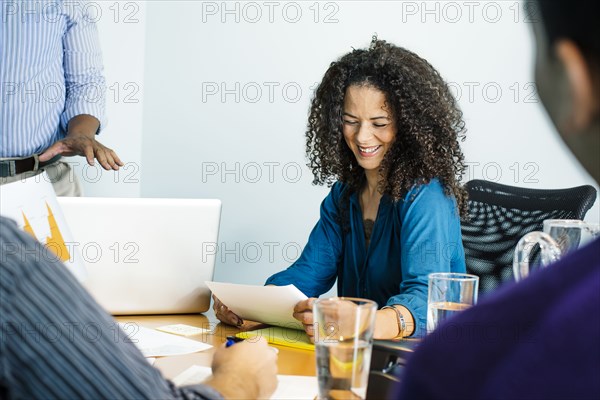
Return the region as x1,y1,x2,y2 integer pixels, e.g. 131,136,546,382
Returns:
115,311,316,380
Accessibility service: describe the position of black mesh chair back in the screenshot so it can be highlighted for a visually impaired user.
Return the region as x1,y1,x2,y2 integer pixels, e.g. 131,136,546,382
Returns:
461,180,597,294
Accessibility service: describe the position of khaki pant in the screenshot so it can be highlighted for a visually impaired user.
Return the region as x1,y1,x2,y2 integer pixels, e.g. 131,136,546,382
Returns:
0,160,83,197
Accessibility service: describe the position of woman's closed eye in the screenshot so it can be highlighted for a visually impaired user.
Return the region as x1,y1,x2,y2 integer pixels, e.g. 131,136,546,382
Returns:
343,119,359,125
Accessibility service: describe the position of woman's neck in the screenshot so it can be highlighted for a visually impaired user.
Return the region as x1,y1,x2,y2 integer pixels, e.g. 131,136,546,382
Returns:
364,169,381,198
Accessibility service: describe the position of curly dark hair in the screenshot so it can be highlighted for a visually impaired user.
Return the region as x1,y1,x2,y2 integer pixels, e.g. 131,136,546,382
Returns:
306,38,468,219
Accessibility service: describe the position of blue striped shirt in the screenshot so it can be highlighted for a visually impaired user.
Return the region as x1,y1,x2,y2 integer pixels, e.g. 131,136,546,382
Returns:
0,216,223,399
0,0,106,158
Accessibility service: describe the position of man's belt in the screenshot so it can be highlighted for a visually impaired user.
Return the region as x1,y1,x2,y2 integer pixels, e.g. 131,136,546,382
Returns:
0,154,62,178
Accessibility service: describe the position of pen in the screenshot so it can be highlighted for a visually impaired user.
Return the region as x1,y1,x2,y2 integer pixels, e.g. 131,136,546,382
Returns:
225,336,279,353
225,335,244,348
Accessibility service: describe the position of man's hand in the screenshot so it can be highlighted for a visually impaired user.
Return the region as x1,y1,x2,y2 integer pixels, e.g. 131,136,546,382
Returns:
204,337,278,399
39,114,123,170
293,298,317,342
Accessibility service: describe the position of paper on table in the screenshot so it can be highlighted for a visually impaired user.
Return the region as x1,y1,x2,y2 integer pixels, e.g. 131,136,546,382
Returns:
206,282,307,330
237,326,314,351
156,324,209,337
173,365,318,400
118,323,212,357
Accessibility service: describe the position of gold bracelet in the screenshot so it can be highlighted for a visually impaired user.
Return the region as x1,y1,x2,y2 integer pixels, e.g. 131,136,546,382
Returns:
381,305,406,338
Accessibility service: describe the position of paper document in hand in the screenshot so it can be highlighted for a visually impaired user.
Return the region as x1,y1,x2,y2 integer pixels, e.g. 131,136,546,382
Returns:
118,323,212,357
205,282,307,330
173,365,318,400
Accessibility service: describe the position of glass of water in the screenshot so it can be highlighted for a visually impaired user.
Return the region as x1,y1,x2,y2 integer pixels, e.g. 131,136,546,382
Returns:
427,272,479,334
543,219,600,255
313,297,377,400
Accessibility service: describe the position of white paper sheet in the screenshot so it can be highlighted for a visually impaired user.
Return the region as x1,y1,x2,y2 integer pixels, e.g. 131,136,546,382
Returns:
118,323,212,357
205,282,307,330
173,365,318,400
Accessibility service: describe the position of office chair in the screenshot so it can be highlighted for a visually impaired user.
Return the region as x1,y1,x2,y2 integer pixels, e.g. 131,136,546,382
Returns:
461,179,597,295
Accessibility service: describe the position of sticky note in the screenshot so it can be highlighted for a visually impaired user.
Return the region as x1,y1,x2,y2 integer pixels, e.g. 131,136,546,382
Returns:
155,324,209,337
237,326,314,351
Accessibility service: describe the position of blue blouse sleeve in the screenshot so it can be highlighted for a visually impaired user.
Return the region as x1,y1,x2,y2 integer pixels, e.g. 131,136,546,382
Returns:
387,179,466,337
265,183,345,297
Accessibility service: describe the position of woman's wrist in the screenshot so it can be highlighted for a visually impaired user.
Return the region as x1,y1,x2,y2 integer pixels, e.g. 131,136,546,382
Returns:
374,308,401,339
374,305,415,339
382,305,406,337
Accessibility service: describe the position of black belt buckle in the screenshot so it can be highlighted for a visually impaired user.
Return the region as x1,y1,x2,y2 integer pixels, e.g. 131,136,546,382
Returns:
0,154,61,178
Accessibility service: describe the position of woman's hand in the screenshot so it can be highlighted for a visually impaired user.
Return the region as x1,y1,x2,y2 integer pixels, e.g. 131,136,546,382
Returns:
212,294,243,326
293,298,317,342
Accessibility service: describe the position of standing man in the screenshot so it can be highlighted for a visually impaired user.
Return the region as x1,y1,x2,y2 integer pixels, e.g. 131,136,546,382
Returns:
396,0,600,398
0,0,123,196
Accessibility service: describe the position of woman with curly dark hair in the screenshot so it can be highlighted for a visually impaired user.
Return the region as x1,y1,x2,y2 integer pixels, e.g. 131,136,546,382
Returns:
214,38,468,339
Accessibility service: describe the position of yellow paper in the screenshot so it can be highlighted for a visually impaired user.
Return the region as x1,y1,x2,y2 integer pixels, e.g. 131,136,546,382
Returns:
236,326,315,351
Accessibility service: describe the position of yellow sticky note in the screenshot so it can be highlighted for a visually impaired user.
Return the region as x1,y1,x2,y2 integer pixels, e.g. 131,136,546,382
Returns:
236,326,314,351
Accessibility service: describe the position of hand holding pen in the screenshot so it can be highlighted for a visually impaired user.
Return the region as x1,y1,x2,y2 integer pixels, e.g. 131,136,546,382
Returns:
207,337,278,399
225,336,244,348
226,336,279,353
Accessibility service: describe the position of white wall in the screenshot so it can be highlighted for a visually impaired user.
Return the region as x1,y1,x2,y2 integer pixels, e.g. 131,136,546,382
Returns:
93,1,599,288
73,1,147,198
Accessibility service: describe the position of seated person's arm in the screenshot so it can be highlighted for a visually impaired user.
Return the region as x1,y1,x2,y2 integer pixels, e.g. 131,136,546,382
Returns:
265,183,344,295
0,217,277,399
292,299,415,341
375,305,415,339
384,180,466,338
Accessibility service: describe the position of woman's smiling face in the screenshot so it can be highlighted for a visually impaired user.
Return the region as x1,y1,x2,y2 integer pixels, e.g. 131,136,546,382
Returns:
342,85,396,172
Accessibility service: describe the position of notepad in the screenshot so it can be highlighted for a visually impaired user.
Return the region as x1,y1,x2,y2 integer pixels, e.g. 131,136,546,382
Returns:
173,365,318,400
236,326,315,351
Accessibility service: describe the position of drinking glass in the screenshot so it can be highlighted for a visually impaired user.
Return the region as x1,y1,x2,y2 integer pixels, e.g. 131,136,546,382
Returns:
313,297,377,400
427,272,479,333
513,219,600,281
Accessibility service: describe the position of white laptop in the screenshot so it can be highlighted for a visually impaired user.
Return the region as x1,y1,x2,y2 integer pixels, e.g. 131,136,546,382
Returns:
57,197,221,315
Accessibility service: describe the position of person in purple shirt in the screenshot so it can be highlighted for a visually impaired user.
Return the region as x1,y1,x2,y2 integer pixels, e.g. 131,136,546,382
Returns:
396,0,600,398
